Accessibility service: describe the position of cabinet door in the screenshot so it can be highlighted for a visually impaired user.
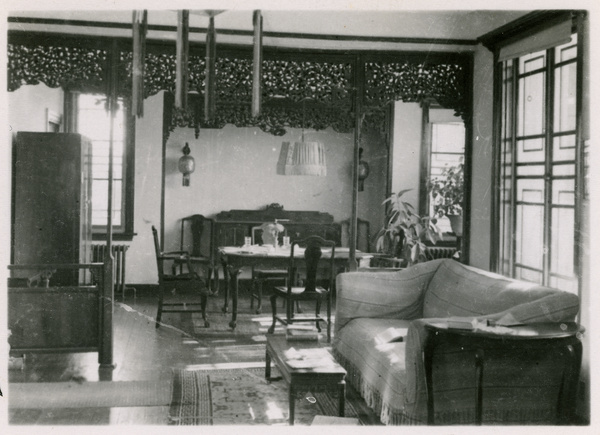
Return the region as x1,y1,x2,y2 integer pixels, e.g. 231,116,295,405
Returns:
217,223,251,247
12,132,90,285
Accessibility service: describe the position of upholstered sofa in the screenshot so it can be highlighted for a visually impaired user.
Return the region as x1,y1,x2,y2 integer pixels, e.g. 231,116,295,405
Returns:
333,259,581,425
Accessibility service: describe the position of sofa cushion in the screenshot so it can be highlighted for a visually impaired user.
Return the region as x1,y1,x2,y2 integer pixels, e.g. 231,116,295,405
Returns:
335,259,442,333
423,260,579,322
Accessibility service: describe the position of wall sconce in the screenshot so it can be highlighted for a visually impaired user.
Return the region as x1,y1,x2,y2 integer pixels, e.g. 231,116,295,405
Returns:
358,147,369,191
178,142,195,186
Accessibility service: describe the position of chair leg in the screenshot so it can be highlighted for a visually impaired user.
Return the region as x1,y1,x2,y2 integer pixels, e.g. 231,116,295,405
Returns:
267,294,278,334
315,299,322,333
250,277,255,309
156,285,164,328
256,278,264,314
206,266,214,294
201,293,210,328
211,264,221,296
326,297,332,343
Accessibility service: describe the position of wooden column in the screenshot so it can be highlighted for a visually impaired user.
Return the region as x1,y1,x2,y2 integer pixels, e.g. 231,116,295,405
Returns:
349,55,364,271
100,40,118,369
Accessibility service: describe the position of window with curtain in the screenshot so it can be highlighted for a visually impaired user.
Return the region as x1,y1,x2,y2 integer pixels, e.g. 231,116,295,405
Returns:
73,93,134,239
497,33,580,294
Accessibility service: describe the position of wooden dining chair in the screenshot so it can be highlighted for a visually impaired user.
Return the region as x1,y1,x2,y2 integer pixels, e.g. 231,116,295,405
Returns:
172,214,217,294
267,235,336,342
152,226,210,329
248,225,289,314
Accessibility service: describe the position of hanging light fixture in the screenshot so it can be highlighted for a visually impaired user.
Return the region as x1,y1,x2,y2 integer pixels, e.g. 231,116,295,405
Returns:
178,142,195,186
251,10,263,118
203,11,222,122
175,10,190,110
278,140,327,176
276,100,326,176
131,10,147,117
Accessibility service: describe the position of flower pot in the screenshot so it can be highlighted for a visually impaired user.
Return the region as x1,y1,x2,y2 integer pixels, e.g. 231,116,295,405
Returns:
448,214,463,237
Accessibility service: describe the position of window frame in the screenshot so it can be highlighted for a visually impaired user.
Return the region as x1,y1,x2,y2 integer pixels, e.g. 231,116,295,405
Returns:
490,16,583,294
419,100,466,246
65,90,136,241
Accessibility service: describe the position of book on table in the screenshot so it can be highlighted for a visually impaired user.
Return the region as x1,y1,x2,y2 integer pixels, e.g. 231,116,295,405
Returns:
446,317,479,330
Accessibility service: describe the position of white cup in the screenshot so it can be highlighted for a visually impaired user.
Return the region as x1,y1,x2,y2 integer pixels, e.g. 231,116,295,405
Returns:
244,236,252,247
283,236,290,248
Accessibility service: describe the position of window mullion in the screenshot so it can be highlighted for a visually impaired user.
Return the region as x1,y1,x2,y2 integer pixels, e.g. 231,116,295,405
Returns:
509,60,518,278
543,48,555,287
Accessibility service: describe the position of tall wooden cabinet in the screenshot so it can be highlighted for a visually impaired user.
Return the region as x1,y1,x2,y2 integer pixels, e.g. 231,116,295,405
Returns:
11,132,92,285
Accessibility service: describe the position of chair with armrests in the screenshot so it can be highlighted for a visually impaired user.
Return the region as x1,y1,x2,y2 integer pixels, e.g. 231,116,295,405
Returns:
173,214,217,294
267,235,336,342
152,225,210,329
248,225,289,314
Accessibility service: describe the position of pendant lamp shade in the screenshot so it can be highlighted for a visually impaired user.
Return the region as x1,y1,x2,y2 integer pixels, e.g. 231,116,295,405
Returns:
278,141,327,176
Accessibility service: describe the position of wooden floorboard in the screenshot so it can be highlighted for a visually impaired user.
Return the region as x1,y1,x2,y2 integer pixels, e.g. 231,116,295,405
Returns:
8,290,380,425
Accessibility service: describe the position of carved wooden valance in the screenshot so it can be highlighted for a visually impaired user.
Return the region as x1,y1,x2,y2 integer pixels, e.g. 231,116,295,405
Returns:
8,38,470,136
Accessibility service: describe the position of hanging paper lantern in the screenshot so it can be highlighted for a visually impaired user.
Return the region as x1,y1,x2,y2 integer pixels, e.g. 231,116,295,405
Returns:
358,147,370,191
178,142,195,186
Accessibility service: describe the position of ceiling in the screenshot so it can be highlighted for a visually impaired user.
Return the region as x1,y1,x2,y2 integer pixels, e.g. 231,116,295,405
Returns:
7,9,532,52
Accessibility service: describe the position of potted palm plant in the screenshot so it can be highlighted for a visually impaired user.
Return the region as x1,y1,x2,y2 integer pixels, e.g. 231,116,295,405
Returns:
375,189,443,266
427,162,464,236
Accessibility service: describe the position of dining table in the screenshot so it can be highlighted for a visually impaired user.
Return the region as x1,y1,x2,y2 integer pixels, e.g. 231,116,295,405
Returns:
218,245,373,329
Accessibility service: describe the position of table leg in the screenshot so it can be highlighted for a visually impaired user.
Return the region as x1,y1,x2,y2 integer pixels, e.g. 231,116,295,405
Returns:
220,258,229,313
338,380,346,417
289,385,295,425
228,266,241,329
474,348,484,425
265,349,271,380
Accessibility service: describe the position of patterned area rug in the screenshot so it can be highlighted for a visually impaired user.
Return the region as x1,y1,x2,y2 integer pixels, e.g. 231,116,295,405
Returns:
169,366,361,425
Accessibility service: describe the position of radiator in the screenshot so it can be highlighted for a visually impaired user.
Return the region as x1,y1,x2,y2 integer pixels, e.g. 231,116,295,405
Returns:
92,244,129,294
425,246,457,261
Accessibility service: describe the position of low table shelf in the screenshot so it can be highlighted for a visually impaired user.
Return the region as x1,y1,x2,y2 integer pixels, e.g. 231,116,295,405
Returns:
265,335,347,425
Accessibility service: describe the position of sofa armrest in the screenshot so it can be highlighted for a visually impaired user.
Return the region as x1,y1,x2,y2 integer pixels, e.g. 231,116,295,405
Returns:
481,292,580,325
334,260,442,334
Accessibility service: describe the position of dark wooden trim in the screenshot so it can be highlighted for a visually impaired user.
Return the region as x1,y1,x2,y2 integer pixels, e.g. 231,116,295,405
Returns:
8,28,477,61
574,12,586,306
490,57,509,273
543,46,556,286
418,101,431,217
461,53,474,265
161,92,172,248
478,10,576,51
349,53,364,271
385,103,395,199
8,16,478,46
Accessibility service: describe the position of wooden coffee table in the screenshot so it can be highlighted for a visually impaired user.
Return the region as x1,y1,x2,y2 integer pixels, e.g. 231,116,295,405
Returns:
265,335,347,425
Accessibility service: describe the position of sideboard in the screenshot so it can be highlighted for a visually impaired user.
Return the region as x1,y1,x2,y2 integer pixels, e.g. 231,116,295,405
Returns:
213,203,342,253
